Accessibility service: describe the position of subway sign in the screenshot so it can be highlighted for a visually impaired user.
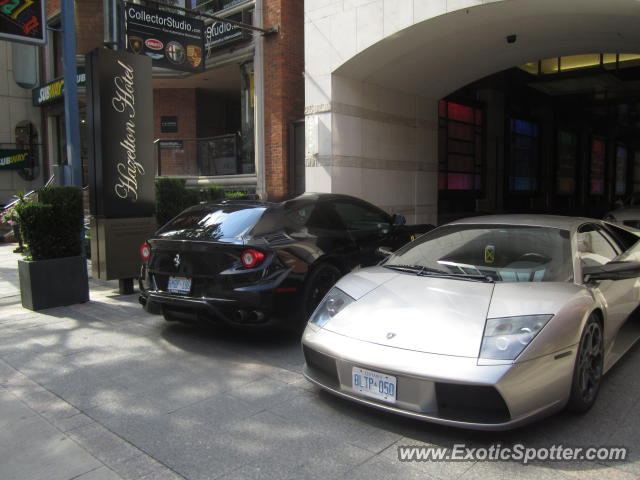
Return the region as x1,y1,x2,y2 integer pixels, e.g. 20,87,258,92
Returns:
32,69,87,106
0,0,46,45
0,149,31,170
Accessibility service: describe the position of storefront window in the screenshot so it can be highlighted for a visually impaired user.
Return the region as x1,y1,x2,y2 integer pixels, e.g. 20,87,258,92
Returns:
634,151,640,194
196,0,246,12
438,100,483,192
590,139,606,195
156,62,254,177
556,130,577,195
55,115,66,166
508,119,539,193
615,144,628,196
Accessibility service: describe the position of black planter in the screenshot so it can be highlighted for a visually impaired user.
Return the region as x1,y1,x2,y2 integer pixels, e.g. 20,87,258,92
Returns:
18,256,89,311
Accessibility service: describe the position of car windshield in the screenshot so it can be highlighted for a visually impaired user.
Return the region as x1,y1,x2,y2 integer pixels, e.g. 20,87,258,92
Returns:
385,224,573,283
157,205,267,241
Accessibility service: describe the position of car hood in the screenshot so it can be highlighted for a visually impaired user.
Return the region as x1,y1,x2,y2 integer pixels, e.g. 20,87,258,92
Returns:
325,269,495,357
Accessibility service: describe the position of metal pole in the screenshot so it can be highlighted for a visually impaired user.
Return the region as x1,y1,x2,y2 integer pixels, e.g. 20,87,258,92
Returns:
104,0,119,49
62,0,82,187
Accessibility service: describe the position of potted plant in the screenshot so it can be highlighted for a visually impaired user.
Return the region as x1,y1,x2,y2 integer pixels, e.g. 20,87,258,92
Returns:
1,191,26,253
16,186,89,310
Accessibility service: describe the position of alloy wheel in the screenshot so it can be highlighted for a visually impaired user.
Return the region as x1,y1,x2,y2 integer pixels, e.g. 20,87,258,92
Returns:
577,321,603,405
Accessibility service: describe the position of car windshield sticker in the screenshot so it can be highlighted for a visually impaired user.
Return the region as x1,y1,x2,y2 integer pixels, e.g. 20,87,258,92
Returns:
485,245,495,264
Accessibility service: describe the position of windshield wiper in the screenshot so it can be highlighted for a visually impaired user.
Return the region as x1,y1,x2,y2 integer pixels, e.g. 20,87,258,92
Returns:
383,264,440,274
384,264,494,283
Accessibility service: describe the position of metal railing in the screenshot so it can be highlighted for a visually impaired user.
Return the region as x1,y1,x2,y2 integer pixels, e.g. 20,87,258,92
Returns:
156,134,255,177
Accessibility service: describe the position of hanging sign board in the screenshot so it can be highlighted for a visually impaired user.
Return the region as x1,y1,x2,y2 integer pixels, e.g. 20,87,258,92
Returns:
0,0,46,45
0,149,31,170
123,2,205,72
204,10,251,57
32,68,87,107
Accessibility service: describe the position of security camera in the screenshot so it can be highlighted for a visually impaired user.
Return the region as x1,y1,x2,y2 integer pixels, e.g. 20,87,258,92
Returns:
506,34,517,44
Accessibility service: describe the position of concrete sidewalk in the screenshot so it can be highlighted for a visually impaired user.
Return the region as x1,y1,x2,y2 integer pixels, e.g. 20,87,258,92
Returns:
0,243,181,480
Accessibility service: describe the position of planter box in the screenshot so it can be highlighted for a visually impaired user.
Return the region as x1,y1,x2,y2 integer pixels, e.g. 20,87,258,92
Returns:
18,256,89,311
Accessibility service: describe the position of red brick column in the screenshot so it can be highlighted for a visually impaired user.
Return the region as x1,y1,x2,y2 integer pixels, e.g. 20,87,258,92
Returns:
263,0,304,201
46,0,104,54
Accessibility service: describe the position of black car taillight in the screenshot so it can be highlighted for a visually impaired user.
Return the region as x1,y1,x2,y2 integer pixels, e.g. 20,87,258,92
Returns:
241,249,265,268
140,242,151,262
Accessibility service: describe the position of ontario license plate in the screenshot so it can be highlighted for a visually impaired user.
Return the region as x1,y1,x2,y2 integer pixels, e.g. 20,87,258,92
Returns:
352,366,397,403
167,276,191,294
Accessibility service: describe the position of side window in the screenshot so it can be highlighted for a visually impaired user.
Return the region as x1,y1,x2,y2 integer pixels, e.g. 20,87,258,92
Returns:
285,204,315,227
603,223,640,252
577,224,619,267
332,201,391,231
306,203,343,230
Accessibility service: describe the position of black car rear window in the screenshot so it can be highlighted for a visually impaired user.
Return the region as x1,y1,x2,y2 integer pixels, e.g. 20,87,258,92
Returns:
157,205,267,240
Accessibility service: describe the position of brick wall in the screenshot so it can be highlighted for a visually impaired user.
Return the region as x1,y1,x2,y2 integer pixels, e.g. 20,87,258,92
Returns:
263,0,304,201
45,0,103,54
76,0,104,54
154,89,198,176
46,0,60,17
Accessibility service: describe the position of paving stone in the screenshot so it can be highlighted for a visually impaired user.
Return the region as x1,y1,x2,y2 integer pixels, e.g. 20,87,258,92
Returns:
76,467,125,480
0,388,102,480
68,422,143,466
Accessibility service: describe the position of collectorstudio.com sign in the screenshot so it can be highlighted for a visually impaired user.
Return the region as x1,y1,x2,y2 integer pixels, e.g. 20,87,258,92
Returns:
124,3,204,73
86,48,154,219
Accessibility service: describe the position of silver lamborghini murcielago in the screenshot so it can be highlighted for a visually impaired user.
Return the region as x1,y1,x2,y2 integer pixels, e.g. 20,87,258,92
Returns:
301,215,640,430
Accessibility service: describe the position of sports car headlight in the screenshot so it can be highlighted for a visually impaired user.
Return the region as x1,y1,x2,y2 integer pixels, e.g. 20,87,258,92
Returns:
480,315,553,360
308,287,354,327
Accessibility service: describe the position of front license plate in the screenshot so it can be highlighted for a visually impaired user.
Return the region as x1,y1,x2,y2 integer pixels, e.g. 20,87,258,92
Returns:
167,276,191,294
352,366,397,403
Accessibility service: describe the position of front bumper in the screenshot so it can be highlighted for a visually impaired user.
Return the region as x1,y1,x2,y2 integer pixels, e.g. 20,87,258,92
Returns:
302,325,576,430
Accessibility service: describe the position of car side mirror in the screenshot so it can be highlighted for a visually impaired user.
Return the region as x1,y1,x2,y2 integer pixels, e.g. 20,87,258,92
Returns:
391,214,406,226
376,246,393,258
583,260,640,282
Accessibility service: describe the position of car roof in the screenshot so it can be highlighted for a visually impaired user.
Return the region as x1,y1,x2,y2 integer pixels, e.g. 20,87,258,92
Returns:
196,193,365,210
445,214,599,231
284,192,365,203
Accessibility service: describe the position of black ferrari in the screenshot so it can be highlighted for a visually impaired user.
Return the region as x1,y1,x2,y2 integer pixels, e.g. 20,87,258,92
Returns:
138,193,433,329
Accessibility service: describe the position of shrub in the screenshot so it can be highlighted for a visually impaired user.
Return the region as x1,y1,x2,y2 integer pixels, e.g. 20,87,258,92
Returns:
199,185,226,203
155,178,192,227
17,186,84,260
224,191,251,199
16,203,56,260
155,179,232,227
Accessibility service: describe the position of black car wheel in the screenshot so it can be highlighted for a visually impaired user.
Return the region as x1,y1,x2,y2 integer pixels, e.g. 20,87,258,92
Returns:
302,263,342,322
567,314,604,412
162,310,180,322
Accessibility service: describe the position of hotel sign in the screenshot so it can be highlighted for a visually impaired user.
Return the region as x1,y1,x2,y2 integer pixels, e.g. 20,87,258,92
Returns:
123,3,204,72
86,48,154,218
0,0,46,45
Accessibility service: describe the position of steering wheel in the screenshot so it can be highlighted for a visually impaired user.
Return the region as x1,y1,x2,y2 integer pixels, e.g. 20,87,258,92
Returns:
515,252,551,264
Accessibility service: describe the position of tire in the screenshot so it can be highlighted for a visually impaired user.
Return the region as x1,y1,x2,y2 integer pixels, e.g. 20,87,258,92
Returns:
162,311,180,322
301,263,342,323
566,314,604,412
